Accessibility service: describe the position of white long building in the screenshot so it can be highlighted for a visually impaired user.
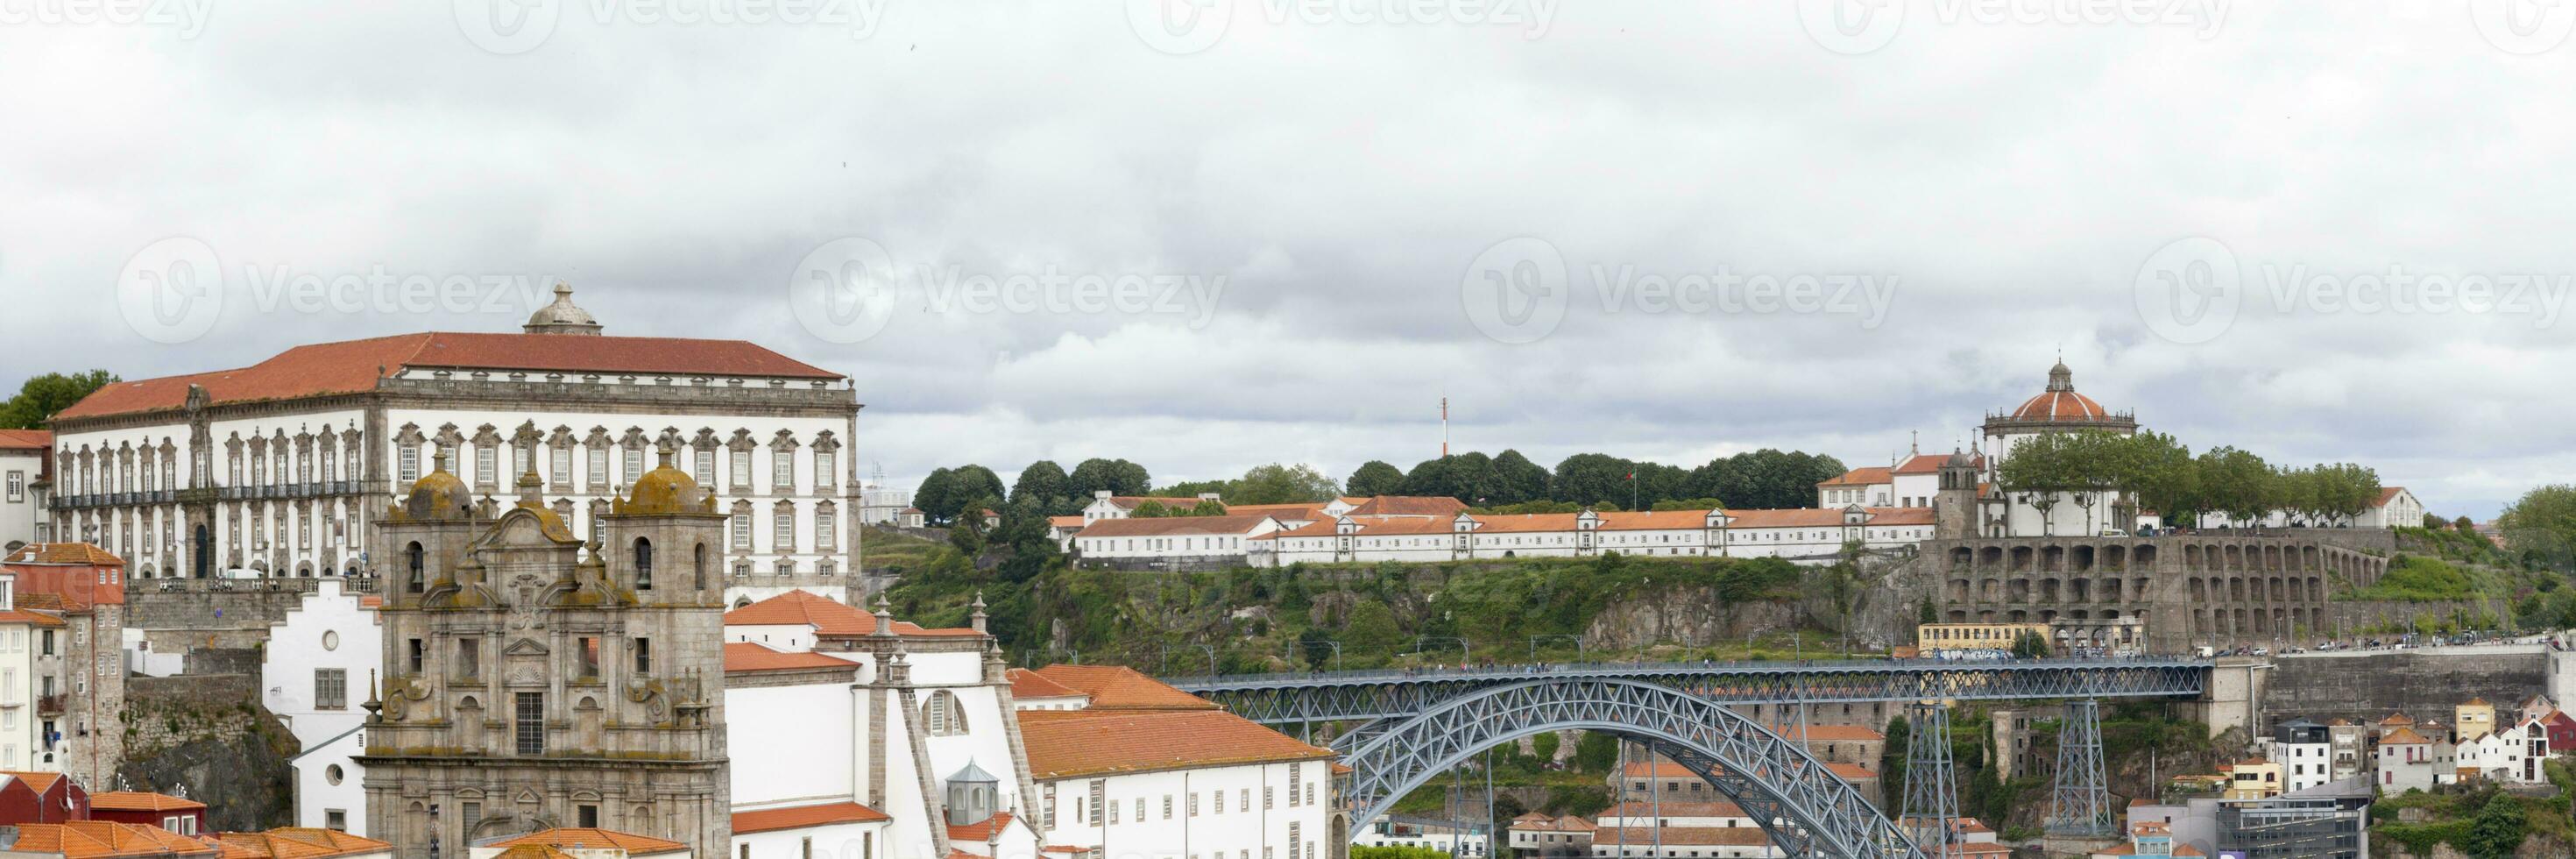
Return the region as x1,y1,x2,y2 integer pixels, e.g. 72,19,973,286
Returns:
1253,507,1936,566
43,285,863,606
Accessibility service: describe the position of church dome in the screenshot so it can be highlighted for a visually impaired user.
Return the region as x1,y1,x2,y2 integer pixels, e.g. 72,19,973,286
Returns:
523,281,604,335
400,451,475,520
618,442,713,515
2011,360,2110,420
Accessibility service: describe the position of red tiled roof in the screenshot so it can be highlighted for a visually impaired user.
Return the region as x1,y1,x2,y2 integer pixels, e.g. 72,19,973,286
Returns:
3,543,125,567
1018,709,1333,778
1343,496,1468,517
202,828,393,859
89,792,206,813
1,770,67,794
1817,466,1893,487
2377,486,2410,507
1027,665,1217,711
947,812,1016,843
2013,389,2110,421
55,332,842,422
723,642,857,675
1072,515,1277,539
0,430,53,451
722,590,979,638
732,802,890,834
8,822,217,858
486,828,685,855
0,609,66,628
1007,668,1086,700
1047,515,1087,530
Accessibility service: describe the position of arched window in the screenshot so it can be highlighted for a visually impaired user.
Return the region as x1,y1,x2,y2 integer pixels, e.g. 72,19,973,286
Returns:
633,537,654,590
924,691,968,736
692,543,707,591
406,542,426,593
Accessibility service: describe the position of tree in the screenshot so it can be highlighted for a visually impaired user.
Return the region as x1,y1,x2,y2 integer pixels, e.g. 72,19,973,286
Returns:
1346,460,1405,497
2461,792,2528,859
1011,460,1071,513
1296,628,1338,671
2455,515,2477,531
1572,732,1619,773
1550,453,1637,506
2011,631,2050,658
1067,458,1152,498
1490,450,1552,505
2114,431,2198,527
1231,463,1341,505
2195,446,2275,529
987,495,1059,582
1530,731,1561,762
914,467,961,524
951,465,1007,516
1344,601,1402,655
1154,479,1229,499
0,370,117,430
1129,500,1174,519
2500,485,2576,572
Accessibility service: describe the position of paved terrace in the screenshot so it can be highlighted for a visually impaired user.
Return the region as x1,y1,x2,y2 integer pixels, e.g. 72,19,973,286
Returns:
1165,657,2214,723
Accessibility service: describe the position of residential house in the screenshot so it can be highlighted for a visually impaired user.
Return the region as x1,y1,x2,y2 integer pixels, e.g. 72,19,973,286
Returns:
0,821,215,858
87,792,205,835
259,579,379,834
1506,813,1594,859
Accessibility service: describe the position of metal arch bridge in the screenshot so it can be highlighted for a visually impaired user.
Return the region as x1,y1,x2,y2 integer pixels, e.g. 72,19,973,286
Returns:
1167,657,2214,725
1340,678,1925,858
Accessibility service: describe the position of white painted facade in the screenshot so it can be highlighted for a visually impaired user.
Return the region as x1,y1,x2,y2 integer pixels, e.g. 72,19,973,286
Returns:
1035,761,1334,859
263,579,382,834
1257,508,1936,567
2455,719,2549,784
0,441,49,551
1354,820,1490,858
1069,516,1284,563
0,574,39,771
2272,741,2333,794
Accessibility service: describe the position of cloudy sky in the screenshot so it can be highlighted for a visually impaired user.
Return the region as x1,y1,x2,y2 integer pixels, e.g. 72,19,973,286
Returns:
6,0,2573,518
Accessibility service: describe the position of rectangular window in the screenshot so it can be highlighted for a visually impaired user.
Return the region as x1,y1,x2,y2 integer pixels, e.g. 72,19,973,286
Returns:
633,637,651,674
729,450,750,487
552,447,573,488
314,668,346,710
476,447,497,486
694,449,715,485
816,451,835,490
774,451,794,490
577,805,598,828
732,514,752,549
817,510,837,550
515,692,544,755
407,639,424,673
1163,795,1172,820
625,448,645,484
461,801,481,834
1088,780,1105,826
1043,784,1057,829
400,446,420,484
324,810,346,832
458,638,481,678
775,512,794,549
577,637,600,679
589,448,609,489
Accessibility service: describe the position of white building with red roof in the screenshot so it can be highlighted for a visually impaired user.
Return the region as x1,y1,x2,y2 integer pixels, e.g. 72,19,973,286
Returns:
1972,361,2144,538
1254,506,1936,567
42,286,863,606
1,430,54,552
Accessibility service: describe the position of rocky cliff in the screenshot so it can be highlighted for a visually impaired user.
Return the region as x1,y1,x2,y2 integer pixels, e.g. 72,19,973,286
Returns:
117,674,300,832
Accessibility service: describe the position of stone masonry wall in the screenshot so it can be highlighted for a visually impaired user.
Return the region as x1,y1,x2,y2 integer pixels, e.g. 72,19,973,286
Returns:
118,673,297,833
2262,650,2549,727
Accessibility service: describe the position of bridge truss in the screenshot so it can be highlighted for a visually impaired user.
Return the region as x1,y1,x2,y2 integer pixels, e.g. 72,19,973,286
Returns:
1338,678,1927,859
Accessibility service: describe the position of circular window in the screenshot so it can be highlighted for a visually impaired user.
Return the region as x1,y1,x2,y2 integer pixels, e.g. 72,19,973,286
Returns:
325,765,343,785
322,630,341,651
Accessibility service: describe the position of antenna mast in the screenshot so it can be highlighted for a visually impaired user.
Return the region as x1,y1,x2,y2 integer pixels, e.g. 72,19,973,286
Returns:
1441,396,1450,458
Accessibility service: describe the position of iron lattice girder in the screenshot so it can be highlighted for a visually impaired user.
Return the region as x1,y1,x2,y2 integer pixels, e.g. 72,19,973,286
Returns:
1338,678,1928,859
1174,659,2214,724
2046,699,2115,837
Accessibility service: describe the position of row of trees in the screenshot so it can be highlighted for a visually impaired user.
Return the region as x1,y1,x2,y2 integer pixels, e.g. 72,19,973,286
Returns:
1994,430,2382,531
910,447,1850,527
1348,448,1847,511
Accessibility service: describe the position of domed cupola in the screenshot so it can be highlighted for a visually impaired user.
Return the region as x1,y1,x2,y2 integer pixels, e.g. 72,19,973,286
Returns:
395,450,476,521
615,439,716,515
2012,360,2109,421
523,280,604,336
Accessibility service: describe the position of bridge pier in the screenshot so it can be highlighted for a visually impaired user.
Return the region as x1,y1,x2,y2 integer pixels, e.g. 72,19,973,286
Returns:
2045,698,2113,837
1900,701,1959,855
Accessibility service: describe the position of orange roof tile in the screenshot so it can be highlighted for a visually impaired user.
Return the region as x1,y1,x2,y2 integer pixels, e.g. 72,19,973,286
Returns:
486,828,686,855
2,770,67,793
0,609,66,628
203,828,393,859
0,429,53,450
722,590,979,638
9,822,218,858
732,802,891,834
90,792,207,813
1018,709,1334,778
947,812,1016,843
723,642,857,675
1007,668,1086,700
3,543,126,567
1817,466,1893,487
1343,496,1469,517
1047,515,1087,530
1027,665,1216,711
55,332,842,422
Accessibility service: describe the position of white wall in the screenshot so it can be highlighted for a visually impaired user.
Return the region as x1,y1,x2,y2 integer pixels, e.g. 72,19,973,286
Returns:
728,681,857,808
0,448,48,550
263,580,382,834
734,820,889,859
1039,761,1334,859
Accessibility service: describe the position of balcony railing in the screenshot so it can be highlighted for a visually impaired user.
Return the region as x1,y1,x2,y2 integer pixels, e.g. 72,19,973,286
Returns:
37,694,64,715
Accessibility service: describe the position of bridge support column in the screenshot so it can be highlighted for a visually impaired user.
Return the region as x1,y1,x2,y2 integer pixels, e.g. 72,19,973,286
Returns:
1900,701,1958,855
2045,698,2113,838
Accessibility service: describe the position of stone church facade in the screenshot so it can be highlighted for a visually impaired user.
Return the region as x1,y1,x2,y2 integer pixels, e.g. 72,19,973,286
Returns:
357,444,729,858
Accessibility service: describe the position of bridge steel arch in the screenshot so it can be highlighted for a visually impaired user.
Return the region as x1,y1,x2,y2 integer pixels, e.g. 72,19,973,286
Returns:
1340,677,1923,858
